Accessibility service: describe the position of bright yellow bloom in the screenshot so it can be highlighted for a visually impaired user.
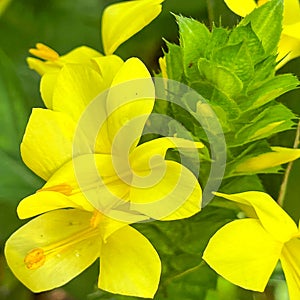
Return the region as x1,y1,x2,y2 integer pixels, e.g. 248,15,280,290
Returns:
28,0,164,75
234,146,300,173
203,191,300,300
21,57,203,220
5,57,202,296
224,0,300,68
6,190,161,297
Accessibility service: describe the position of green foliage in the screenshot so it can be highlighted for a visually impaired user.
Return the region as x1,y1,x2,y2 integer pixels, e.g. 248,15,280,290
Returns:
0,50,43,203
163,0,299,186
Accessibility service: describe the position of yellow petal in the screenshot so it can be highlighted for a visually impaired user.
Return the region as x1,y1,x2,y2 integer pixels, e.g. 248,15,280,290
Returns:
158,56,167,78
130,160,201,220
42,154,130,215
21,108,76,180
203,219,283,291
5,209,101,293
52,64,106,122
106,57,155,153
27,57,60,76
92,55,124,86
130,137,203,172
280,238,300,300
277,34,300,68
214,191,298,242
17,191,91,220
283,0,300,25
224,0,257,17
40,72,58,109
235,147,300,173
99,225,161,298
59,46,102,65
102,0,164,55
282,22,300,40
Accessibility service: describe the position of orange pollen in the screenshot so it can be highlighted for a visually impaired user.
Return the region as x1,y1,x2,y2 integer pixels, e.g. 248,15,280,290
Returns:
29,43,59,61
37,183,73,196
90,211,103,228
24,225,100,270
24,248,46,270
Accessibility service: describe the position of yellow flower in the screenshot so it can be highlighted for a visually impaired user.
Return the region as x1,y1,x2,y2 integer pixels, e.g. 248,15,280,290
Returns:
5,57,202,296
203,191,300,300
224,0,300,68
28,0,164,75
5,190,161,298
21,56,203,220
234,146,300,173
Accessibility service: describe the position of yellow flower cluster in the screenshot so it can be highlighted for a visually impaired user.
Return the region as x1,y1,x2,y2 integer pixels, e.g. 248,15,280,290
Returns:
5,0,203,298
4,1,300,299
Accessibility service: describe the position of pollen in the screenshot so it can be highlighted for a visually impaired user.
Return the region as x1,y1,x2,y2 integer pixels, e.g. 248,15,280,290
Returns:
24,248,46,270
37,183,73,196
90,211,103,228
29,43,59,61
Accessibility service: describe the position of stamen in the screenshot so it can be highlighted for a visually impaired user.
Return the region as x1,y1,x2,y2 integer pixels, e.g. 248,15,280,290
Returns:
24,224,100,270
24,248,46,270
38,183,73,196
90,211,103,228
29,43,59,61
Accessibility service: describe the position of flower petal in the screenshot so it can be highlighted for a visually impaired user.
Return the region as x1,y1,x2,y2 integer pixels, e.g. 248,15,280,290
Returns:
17,191,91,220
5,209,101,293
27,58,59,76
203,218,283,292
41,154,130,215
21,108,76,180
92,55,124,86
130,137,203,172
52,64,106,122
106,57,155,152
99,225,161,298
235,147,300,173
214,191,298,243
280,238,300,300
130,160,201,220
277,34,300,68
224,0,257,17
59,46,102,65
282,0,300,26
40,72,59,109
102,0,164,55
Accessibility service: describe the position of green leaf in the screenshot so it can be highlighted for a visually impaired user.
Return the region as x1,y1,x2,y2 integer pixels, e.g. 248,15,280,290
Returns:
164,41,184,82
228,24,265,65
198,58,243,97
240,0,283,57
212,42,254,85
204,26,229,60
177,15,210,81
246,74,299,110
0,50,43,203
235,103,297,145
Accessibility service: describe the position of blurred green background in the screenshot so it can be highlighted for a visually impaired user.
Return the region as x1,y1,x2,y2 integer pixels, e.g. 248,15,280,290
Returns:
0,0,299,299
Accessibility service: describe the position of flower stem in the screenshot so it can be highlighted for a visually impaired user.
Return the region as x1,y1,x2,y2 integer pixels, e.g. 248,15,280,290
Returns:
206,0,214,29
277,120,300,206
